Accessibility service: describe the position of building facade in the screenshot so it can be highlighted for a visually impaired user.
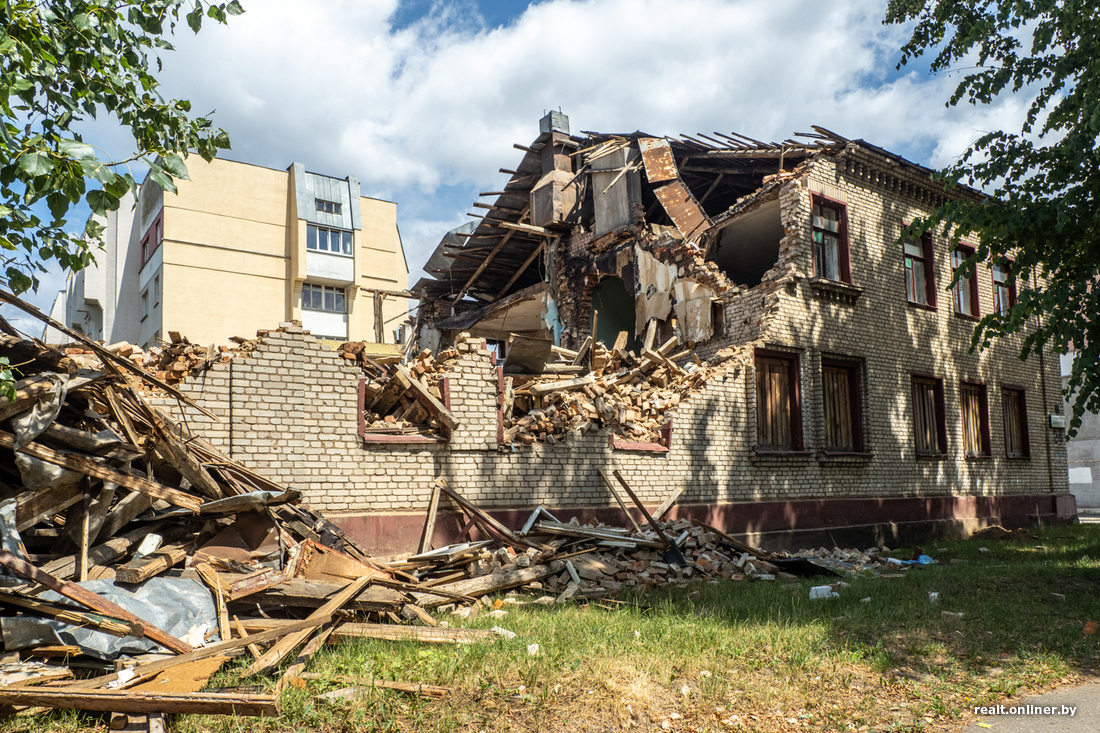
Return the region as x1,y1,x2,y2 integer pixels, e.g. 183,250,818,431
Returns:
48,157,409,353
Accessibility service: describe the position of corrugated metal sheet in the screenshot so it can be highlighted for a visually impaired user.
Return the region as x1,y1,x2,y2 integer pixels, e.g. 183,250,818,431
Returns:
638,138,678,183
653,182,711,241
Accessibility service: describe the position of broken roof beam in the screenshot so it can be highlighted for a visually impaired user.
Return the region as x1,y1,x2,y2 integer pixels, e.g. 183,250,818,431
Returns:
472,202,525,215
493,239,548,301
451,206,529,305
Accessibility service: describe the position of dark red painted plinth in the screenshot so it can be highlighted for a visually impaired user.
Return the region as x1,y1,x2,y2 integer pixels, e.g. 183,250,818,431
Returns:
323,493,1077,557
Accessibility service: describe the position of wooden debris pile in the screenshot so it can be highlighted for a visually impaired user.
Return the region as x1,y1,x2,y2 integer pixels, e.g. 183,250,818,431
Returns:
358,347,460,438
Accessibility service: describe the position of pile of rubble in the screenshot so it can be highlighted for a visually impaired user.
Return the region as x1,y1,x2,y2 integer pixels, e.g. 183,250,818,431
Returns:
357,347,460,438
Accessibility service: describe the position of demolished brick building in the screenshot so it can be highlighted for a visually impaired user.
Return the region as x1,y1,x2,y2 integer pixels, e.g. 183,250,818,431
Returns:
159,113,1073,554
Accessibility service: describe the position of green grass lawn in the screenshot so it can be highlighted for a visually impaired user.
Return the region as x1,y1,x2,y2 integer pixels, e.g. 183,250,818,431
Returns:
19,524,1100,733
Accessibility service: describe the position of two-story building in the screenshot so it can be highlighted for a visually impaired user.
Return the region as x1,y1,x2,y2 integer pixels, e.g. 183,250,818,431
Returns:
396,112,1073,547
48,157,409,353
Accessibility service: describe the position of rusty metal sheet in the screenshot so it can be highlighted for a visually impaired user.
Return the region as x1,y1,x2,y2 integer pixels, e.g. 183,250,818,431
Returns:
653,181,712,241
638,138,679,183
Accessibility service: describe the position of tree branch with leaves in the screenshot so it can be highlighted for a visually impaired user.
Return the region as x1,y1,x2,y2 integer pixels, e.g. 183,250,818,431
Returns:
886,0,1100,436
0,0,242,295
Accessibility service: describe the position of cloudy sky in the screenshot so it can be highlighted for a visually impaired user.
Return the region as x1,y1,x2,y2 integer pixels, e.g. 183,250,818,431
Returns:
6,0,1032,335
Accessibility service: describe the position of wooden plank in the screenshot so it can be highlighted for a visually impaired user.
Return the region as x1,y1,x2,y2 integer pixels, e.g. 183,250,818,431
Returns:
31,521,170,582
68,616,331,690
451,219,521,304
245,578,403,612
0,430,202,512
0,551,192,655
0,689,278,716
145,404,225,500
330,623,496,645
0,591,138,637
224,568,284,602
597,468,645,534
274,624,334,694
528,375,595,397
98,490,154,540
652,484,686,521
570,336,593,367
194,564,231,642
115,543,190,584
395,366,457,429
242,575,373,677
14,482,83,532
412,562,563,608
418,482,442,555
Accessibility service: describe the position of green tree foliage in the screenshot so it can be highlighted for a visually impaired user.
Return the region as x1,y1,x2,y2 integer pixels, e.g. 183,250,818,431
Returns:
885,1,1099,435
0,0,242,296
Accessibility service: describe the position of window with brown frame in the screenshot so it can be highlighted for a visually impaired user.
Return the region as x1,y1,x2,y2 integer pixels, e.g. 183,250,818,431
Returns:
141,212,162,265
822,359,863,452
992,260,1016,314
1003,388,1030,458
811,196,851,283
904,232,936,306
960,382,991,457
951,246,979,317
912,375,946,456
755,351,802,451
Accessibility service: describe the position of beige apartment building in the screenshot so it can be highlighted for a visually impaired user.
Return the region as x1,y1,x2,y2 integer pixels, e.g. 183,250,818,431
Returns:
49,157,409,354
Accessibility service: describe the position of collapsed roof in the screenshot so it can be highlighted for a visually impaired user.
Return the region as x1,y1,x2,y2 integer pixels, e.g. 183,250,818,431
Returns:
413,113,855,306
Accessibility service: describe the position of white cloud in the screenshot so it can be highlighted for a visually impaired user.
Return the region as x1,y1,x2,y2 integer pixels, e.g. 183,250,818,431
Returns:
17,0,1037,316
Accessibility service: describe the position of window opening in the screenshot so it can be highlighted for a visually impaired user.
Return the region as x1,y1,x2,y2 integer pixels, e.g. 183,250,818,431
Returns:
904,233,935,306
756,351,802,450
912,376,946,455
811,197,849,282
961,382,990,457
822,360,862,451
952,247,979,316
1003,388,1030,458
315,199,342,215
992,261,1015,314
307,224,353,256
302,283,347,313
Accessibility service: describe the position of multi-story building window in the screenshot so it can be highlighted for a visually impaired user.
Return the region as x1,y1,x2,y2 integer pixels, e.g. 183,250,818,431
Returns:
960,382,990,457
141,213,162,265
811,196,850,283
1003,388,1030,458
302,283,347,313
912,375,946,456
822,359,862,452
307,224,353,256
315,199,342,215
951,246,979,317
904,233,936,306
755,350,802,451
992,261,1015,314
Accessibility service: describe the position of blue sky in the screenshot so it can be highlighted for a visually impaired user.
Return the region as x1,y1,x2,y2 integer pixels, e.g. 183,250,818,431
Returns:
4,0,1032,337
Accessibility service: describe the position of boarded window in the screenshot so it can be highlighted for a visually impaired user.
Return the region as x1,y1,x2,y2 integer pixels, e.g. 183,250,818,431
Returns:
1003,388,1029,458
756,353,800,450
823,362,860,451
912,376,945,455
961,383,989,456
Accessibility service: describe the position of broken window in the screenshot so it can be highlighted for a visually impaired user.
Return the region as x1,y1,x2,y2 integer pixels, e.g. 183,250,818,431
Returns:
960,382,990,457
992,260,1015,314
307,224,353,256
302,283,347,313
755,350,802,451
951,246,979,317
911,375,946,456
1003,388,1029,458
904,233,936,306
712,198,782,287
811,197,849,282
822,359,862,452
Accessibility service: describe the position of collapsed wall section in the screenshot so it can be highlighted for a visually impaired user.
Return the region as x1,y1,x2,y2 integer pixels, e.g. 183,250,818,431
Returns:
153,318,1070,554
